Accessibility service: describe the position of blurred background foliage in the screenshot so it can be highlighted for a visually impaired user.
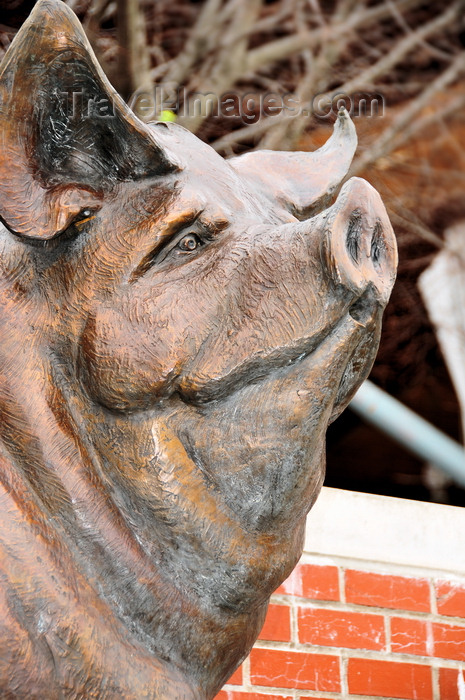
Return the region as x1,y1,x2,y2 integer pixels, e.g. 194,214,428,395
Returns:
1,0,464,503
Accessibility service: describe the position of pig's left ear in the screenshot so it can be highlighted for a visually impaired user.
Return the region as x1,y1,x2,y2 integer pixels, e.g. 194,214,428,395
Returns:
229,109,357,220
0,0,176,240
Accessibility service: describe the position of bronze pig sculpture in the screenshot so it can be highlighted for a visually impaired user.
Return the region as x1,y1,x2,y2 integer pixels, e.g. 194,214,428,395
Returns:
0,1,397,698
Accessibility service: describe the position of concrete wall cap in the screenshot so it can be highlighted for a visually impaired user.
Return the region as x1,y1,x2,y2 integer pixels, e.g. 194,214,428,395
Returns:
304,487,465,575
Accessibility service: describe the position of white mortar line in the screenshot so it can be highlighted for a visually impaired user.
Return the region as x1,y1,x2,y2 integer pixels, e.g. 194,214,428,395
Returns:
432,664,440,700
271,596,465,628
338,565,346,604
241,654,251,689
385,611,391,653
290,596,299,647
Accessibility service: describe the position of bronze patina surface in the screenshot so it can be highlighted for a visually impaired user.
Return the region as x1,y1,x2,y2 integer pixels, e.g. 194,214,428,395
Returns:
0,2,397,698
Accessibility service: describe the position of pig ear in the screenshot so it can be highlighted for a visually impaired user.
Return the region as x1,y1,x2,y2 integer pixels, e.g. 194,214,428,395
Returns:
0,0,176,240
229,109,357,220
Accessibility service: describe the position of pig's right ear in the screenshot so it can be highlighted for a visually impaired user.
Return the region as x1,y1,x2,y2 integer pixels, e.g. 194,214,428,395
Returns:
0,0,177,240
229,109,357,220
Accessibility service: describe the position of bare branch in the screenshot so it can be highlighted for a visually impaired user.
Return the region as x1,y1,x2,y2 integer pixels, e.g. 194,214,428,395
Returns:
84,0,112,37
177,0,263,132
388,210,445,249
350,50,465,176
231,0,297,41
116,0,153,96
246,0,425,73
212,3,463,153
162,0,224,87
340,1,461,98
386,0,454,61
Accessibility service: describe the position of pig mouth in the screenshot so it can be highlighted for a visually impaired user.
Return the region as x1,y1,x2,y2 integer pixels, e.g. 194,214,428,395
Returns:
177,286,380,410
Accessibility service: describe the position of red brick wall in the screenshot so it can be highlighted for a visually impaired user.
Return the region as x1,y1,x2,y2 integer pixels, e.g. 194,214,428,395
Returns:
215,562,465,700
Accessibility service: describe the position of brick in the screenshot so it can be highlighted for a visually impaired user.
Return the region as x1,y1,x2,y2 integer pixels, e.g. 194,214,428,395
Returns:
215,693,292,700
249,648,340,692
347,658,433,699
276,564,339,601
345,570,430,612
436,581,465,618
439,667,465,700
391,617,430,656
433,621,465,661
258,604,291,642
298,607,385,650
225,664,243,685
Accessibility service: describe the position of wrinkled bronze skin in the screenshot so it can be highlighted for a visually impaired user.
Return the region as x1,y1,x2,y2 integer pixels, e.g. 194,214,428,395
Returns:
0,2,397,698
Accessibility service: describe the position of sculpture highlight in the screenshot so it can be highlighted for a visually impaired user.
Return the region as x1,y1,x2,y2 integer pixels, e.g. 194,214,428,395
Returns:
0,1,397,698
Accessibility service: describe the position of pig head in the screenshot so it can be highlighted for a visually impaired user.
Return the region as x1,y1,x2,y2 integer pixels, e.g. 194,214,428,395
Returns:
0,1,397,698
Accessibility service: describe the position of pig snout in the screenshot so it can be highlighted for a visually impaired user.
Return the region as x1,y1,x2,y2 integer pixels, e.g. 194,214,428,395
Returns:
322,177,397,314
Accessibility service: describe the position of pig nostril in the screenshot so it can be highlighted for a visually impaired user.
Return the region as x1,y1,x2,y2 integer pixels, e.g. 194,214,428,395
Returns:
370,220,385,269
349,286,377,325
346,210,362,264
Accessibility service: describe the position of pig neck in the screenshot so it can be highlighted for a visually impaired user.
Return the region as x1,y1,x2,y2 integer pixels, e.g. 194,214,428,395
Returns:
0,319,276,699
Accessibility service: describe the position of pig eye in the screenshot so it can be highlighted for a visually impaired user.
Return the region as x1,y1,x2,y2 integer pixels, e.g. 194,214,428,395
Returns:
177,233,202,252
71,208,97,228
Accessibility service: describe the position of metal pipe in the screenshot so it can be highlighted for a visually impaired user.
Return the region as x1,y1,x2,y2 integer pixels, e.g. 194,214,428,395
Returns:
350,380,465,487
